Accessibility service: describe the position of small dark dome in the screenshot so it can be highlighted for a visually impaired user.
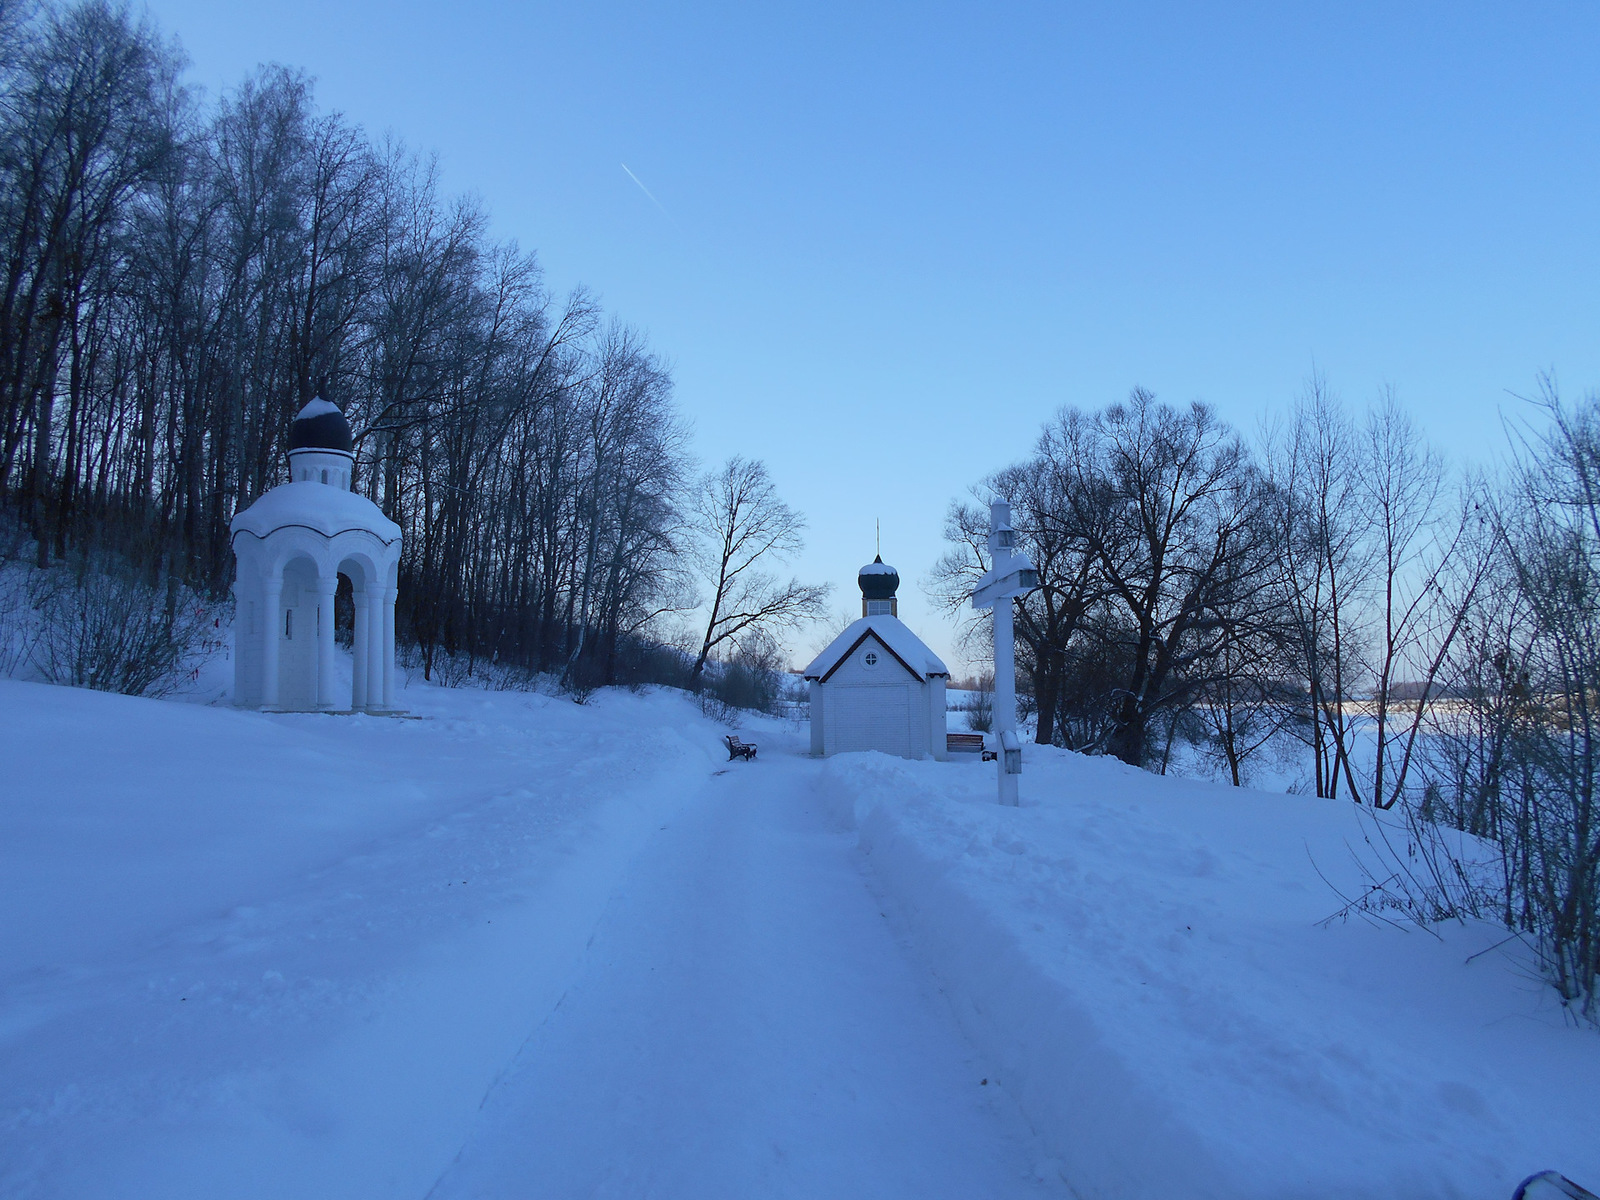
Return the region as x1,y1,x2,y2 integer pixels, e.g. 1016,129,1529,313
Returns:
288,398,354,453
858,554,899,601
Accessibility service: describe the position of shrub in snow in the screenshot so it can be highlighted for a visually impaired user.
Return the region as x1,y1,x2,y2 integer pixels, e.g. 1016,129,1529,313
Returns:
962,673,994,733
609,634,693,695
697,636,787,721
1332,390,1600,1022
394,634,696,707
0,560,39,678
397,643,556,695
21,554,221,697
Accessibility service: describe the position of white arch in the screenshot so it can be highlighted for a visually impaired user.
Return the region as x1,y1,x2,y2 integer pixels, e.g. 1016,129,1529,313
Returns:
230,482,402,713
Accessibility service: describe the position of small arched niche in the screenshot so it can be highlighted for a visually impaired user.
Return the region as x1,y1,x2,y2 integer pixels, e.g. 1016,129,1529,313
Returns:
275,555,323,710
338,551,395,713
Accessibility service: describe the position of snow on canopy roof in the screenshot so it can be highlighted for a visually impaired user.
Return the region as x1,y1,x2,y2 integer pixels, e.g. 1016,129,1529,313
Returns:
231,481,401,545
294,397,341,421
858,560,896,575
802,614,948,682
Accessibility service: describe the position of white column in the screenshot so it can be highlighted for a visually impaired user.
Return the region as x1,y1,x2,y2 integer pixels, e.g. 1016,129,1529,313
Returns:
261,578,282,710
367,587,386,710
994,594,1019,806
316,576,337,710
989,499,1021,807
231,582,245,706
351,587,368,711
382,587,397,708
994,594,1017,739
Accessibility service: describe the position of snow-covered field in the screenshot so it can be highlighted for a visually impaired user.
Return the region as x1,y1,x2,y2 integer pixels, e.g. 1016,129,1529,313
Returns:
2,668,1596,1198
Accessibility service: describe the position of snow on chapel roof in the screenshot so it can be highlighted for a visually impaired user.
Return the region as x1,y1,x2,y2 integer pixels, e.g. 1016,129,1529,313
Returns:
294,397,341,420
289,397,355,453
802,614,949,682
231,480,401,545
857,554,900,601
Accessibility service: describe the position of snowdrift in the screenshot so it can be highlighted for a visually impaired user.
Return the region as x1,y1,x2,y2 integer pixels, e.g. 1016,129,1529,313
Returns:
822,746,1600,1200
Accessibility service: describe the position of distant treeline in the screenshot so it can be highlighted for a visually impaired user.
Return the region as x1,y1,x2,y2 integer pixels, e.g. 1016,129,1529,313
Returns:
935,383,1492,794
0,0,689,684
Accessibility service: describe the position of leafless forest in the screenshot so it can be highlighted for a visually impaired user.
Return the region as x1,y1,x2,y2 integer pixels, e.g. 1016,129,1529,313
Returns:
933,381,1600,1016
0,0,754,690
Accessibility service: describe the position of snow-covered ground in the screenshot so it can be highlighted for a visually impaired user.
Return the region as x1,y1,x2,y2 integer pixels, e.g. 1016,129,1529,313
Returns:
0,676,1057,1198
2,669,1596,1198
826,749,1600,1198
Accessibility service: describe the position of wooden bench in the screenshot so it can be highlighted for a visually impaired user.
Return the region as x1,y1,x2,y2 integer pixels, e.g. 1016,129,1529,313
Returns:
724,734,757,762
947,732,998,761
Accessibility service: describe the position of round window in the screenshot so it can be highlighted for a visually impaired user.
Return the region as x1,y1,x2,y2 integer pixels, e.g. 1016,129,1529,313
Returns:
863,651,878,667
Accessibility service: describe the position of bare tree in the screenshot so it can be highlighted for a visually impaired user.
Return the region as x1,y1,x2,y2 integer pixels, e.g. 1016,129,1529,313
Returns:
688,455,827,688
1357,397,1491,808
1484,385,1600,1013
1051,392,1277,766
1261,380,1373,797
1394,383,1600,1018
933,392,1282,772
0,0,177,563
1263,382,1491,806
1191,614,1299,786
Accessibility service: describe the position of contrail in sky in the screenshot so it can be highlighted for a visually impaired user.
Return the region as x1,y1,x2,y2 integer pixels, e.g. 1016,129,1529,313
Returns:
620,163,674,223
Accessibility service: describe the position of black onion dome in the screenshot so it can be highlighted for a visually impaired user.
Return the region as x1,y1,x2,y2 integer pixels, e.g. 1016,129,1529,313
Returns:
858,554,899,600
288,398,354,453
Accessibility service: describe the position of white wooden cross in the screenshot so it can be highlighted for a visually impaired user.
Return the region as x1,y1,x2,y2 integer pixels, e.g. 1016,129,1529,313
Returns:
970,500,1038,806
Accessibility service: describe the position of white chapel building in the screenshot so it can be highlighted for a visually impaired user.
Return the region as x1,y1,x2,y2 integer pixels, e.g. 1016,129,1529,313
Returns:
803,555,949,760
230,399,403,713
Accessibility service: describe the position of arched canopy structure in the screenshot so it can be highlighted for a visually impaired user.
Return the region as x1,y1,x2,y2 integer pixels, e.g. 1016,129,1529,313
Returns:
229,400,403,713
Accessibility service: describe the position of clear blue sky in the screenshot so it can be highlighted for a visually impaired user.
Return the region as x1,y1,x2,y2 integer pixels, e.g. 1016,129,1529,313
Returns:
144,0,1600,671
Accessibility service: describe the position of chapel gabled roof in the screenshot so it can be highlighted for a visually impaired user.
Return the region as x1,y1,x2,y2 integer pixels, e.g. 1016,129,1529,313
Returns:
801,614,949,682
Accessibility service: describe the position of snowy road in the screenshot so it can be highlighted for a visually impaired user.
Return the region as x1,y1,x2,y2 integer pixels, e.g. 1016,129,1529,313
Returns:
1,681,1059,1199
428,752,1059,1200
